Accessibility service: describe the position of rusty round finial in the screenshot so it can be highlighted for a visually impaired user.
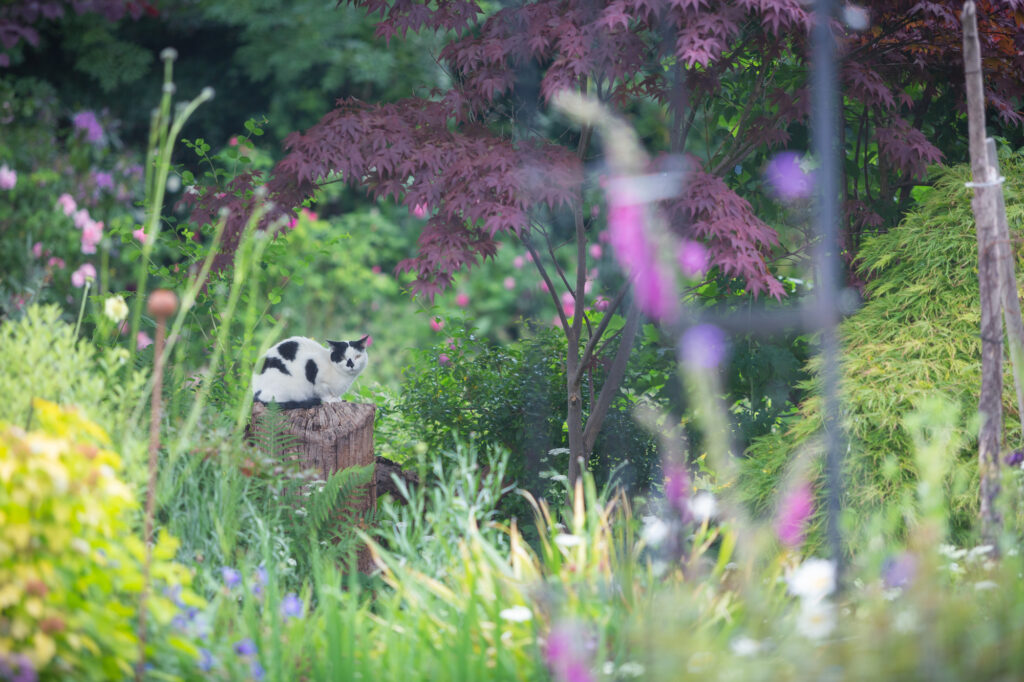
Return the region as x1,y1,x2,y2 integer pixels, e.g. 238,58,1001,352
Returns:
147,289,178,319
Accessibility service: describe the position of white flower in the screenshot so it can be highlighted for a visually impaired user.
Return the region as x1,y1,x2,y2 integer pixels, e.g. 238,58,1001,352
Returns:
103,295,129,323
967,545,995,561
938,544,967,560
498,605,532,622
893,609,918,634
796,599,836,640
641,515,670,546
730,636,761,656
688,492,717,522
788,558,836,602
617,662,645,677
973,580,998,591
555,533,584,548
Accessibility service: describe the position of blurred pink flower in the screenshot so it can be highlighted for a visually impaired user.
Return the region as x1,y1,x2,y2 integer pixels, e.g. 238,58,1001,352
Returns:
677,239,709,278
589,204,600,218
583,279,593,295
594,297,610,312
503,276,516,290
228,136,239,146
775,480,814,549
564,301,575,318
561,291,575,307
137,331,154,350
606,183,675,320
411,203,429,219
765,152,813,201
455,292,469,307
288,216,298,229
81,220,103,254
539,281,549,293
72,111,104,144
430,318,444,332
71,263,97,288
0,163,16,190
679,324,727,369
301,208,318,221
93,170,114,190
513,256,525,269
663,462,691,520
133,228,147,243
73,208,92,230
545,623,594,682
56,193,77,215
446,337,456,350
438,353,450,365
589,243,602,259
552,315,562,328
47,257,65,269
597,230,609,244
371,265,382,274
32,242,43,258
12,293,28,310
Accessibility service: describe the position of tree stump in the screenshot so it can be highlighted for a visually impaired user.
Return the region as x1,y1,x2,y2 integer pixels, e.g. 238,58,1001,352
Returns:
250,401,376,572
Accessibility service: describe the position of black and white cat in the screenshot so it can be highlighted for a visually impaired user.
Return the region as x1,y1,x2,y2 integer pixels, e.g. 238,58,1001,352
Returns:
252,335,369,409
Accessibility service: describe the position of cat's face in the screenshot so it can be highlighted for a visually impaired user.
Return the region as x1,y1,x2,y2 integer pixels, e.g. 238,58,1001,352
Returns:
328,335,370,375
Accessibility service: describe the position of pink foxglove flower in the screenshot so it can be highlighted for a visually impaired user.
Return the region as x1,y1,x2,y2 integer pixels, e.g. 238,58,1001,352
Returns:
663,462,691,520
677,240,709,278
775,480,814,549
81,220,103,254
71,263,97,288
544,622,595,682
606,182,675,320
765,152,813,201
0,163,16,190
137,331,154,350
56,193,77,215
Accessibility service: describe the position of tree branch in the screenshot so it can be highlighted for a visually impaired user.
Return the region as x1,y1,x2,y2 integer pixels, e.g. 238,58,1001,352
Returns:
573,281,631,386
582,300,640,454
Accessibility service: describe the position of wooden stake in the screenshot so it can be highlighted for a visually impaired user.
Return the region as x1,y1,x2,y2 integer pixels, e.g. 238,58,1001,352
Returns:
962,0,1003,547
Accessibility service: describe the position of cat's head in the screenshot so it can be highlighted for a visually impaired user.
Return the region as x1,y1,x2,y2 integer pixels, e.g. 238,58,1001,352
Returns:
328,334,370,375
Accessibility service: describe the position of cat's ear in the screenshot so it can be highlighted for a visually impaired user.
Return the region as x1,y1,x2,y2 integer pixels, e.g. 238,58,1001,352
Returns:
327,340,349,363
351,334,370,351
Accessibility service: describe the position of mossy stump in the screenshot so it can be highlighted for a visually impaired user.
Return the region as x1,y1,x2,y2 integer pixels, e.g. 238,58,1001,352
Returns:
250,401,376,573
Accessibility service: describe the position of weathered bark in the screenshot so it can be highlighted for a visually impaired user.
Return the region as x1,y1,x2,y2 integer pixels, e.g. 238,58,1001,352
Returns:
987,137,1024,429
962,0,1003,547
251,401,377,571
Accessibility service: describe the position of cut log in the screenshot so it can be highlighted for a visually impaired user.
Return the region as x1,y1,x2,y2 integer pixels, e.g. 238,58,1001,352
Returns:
250,401,377,572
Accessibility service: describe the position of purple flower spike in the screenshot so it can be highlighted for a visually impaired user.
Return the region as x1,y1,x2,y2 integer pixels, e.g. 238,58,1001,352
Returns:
765,152,813,201
220,566,241,589
280,593,304,619
234,637,258,656
679,324,727,370
775,481,814,549
677,239,709,278
545,622,595,682
663,462,691,521
1005,449,1024,467
198,648,216,672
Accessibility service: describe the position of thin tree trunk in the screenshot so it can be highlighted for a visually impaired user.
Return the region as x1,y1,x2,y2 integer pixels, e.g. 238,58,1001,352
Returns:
962,0,1003,546
987,137,1024,429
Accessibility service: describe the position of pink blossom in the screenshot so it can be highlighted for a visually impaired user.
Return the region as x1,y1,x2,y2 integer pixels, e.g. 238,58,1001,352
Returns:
72,111,104,143
0,163,16,190
589,243,603,259
539,281,549,293
92,170,114,190
430,318,444,332
589,204,600,218
597,230,610,244
11,293,28,310
56,193,77,215
81,220,104,254
765,152,814,201
47,257,65,269
503,276,516,290
664,462,691,520
71,263,97,288
593,297,610,312
552,314,563,328
411,203,429,219
513,256,525,269
677,240,709,278
775,480,814,549
583,280,593,295
438,353,450,365
32,242,43,258
564,301,575,318
371,265,382,274
301,208,318,221
228,136,239,146
133,228,147,243
446,337,456,350
288,216,298,229
525,252,533,262
73,208,92,230
606,185,675,320
137,331,154,350
455,292,469,307
561,291,575,307
544,622,594,682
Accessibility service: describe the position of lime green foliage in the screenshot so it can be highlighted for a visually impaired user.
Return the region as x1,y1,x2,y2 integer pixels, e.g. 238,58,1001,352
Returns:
0,399,201,679
0,305,146,434
740,148,1024,545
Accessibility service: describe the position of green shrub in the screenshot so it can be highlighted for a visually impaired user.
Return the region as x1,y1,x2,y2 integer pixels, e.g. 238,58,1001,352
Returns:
0,399,201,680
739,147,1024,547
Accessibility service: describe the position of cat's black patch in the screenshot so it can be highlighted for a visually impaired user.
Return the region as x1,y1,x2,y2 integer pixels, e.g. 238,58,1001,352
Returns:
253,390,263,403
351,334,369,351
329,341,348,363
305,358,319,385
276,340,299,361
261,357,291,376
275,397,322,410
